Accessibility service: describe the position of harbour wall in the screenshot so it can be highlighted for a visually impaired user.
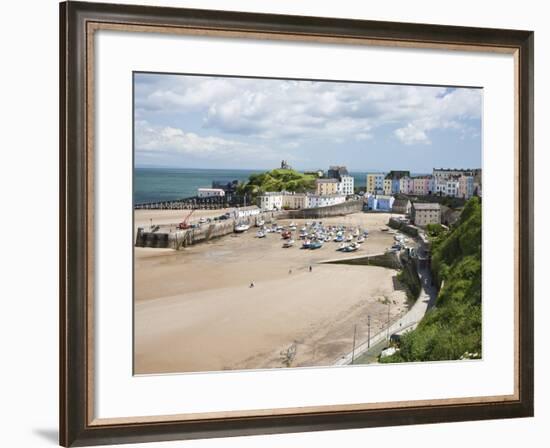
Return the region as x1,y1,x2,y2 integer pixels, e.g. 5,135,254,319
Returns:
388,217,419,237
135,212,277,249
321,251,402,270
278,199,364,220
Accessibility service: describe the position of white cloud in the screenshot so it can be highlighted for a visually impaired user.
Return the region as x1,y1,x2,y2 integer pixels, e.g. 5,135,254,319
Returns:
135,74,482,149
394,124,430,145
135,120,290,163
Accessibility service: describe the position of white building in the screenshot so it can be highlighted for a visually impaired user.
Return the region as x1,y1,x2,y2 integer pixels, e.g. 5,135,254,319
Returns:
197,188,225,198
339,174,355,196
235,206,261,218
445,178,460,197
306,194,346,209
258,192,283,211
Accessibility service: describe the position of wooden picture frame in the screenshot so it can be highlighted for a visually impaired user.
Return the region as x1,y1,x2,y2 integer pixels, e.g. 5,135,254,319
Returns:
60,1,534,446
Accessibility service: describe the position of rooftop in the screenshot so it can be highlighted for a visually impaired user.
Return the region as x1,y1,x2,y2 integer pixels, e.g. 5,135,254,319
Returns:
412,202,441,211
393,198,411,207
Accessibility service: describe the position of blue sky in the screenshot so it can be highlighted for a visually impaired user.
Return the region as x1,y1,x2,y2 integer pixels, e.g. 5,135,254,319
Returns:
134,73,482,173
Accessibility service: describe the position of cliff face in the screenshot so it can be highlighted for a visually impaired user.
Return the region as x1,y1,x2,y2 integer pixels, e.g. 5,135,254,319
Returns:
382,197,482,362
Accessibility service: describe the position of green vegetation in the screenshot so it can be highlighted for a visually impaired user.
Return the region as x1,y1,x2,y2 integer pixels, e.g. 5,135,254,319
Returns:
237,169,316,198
425,223,446,238
381,197,482,363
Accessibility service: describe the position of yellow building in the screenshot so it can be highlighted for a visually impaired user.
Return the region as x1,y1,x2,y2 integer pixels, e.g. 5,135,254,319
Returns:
315,178,339,196
366,173,385,194
383,179,393,195
282,193,307,209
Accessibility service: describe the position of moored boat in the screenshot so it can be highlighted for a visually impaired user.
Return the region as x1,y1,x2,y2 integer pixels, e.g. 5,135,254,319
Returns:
309,240,323,250
283,239,295,248
235,223,250,233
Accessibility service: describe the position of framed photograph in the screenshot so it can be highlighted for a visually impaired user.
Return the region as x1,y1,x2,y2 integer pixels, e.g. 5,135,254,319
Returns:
59,1,534,446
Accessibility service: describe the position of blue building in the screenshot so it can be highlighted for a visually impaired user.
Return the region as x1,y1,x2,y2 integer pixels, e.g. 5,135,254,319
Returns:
366,194,395,212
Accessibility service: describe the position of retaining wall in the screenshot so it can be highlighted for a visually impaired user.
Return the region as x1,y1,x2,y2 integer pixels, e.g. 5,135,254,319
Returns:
322,251,402,269
278,199,364,220
135,211,277,249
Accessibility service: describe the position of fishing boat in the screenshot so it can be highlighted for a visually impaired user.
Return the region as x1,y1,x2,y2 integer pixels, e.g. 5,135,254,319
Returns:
302,240,311,249
324,235,331,242
357,236,366,243
309,240,323,250
289,222,297,229
346,235,353,242
353,229,360,237
281,230,292,239
256,231,266,238
234,223,250,233
343,242,360,252
256,219,265,227
283,239,295,248
336,243,347,251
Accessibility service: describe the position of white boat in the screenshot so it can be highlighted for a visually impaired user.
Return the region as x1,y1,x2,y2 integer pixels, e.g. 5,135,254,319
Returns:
343,243,360,252
283,239,295,248
235,223,250,233
256,219,265,227
336,243,347,251
357,236,365,243
346,235,353,242
256,231,266,238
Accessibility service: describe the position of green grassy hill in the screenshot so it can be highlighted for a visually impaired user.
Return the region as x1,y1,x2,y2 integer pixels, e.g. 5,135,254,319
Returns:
381,197,482,362
237,169,316,197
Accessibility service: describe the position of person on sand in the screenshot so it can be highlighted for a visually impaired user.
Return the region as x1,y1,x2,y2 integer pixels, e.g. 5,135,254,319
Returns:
309,265,312,273
288,269,292,275
249,281,255,288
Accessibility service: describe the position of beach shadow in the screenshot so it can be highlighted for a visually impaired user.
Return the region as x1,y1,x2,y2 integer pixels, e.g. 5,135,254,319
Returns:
33,428,58,445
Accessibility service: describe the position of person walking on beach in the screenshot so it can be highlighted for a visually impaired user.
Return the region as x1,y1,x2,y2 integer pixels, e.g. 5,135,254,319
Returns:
309,265,312,273
288,268,292,275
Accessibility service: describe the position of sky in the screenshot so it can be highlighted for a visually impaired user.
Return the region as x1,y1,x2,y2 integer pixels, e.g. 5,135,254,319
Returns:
134,73,482,173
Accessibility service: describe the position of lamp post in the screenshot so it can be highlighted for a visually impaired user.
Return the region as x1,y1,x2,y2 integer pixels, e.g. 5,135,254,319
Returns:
351,324,357,365
367,315,371,349
386,301,391,341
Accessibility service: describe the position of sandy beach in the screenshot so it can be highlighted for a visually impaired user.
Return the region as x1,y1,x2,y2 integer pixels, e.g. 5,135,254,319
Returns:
134,210,408,374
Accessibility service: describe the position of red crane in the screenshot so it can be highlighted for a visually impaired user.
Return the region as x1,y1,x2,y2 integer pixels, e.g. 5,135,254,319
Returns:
178,209,196,229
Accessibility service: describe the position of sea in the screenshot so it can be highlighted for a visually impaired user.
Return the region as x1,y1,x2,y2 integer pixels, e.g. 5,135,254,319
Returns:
134,167,372,204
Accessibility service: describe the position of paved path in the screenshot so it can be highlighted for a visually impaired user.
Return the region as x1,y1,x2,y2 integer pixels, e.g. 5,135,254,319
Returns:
333,262,437,366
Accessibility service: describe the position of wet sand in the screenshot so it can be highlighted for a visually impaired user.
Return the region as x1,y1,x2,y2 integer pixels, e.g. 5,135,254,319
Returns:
134,211,408,374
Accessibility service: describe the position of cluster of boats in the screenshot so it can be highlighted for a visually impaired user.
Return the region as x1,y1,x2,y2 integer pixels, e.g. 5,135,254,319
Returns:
255,223,289,239
389,232,408,252
255,221,368,252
